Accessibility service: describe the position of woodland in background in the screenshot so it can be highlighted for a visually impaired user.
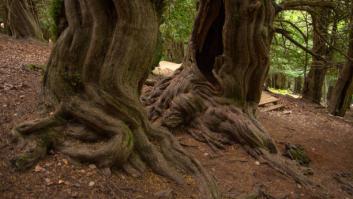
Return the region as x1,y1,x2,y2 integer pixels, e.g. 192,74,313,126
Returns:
158,0,353,116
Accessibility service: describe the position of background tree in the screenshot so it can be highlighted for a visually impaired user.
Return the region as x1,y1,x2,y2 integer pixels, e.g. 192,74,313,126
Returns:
11,0,217,198
268,1,352,108
160,0,197,63
329,0,353,116
5,0,43,39
302,8,333,104
269,10,311,93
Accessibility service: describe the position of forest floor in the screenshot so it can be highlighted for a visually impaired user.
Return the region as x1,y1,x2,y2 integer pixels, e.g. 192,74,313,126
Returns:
0,34,353,199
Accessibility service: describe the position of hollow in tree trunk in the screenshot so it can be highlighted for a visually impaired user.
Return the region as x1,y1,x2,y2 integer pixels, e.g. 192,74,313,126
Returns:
6,0,43,39
143,0,310,185
302,8,332,104
11,1,218,198
328,3,353,117
144,0,278,154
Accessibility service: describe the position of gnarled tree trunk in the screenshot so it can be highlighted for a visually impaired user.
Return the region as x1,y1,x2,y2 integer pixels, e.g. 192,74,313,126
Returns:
6,0,43,39
144,0,277,154
328,3,353,117
143,0,311,185
302,8,332,104
11,1,218,198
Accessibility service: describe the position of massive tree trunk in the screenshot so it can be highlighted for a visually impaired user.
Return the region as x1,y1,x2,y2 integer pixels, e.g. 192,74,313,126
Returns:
144,0,277,154
302,8,332,104
143,1,312,186
328,3,353,117
6,0,43,39
11,1,218,198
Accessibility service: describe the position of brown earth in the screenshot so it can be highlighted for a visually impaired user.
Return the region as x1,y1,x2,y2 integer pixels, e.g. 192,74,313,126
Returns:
0,34,353,199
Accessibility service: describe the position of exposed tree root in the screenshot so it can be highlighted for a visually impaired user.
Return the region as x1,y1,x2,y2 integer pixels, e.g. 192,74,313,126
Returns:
11,91,219,199
141,0,325,196
142,67,314,188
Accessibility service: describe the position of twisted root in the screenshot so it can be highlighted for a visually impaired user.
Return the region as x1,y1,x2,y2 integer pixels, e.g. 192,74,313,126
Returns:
11,92,219,199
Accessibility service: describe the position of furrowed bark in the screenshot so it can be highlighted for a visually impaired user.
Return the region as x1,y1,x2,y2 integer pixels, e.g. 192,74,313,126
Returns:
143,0,311,186
11,1,218,198
144,0,277,155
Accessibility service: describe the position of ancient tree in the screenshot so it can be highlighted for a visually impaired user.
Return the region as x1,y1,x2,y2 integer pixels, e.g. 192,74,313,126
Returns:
5,0,43,39
11,1,218,198
328,2,353,117
143,0,317,186
144,0,278,155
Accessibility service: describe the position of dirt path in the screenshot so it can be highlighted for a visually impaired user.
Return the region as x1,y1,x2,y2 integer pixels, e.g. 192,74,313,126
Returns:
1,34,353,199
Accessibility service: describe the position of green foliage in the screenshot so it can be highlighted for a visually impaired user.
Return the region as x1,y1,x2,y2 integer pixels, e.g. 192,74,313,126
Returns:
25,64,46,71
271,9,350,84
271,11,313,79
48,0,64,40
160,0,196,61
35,0,63,40
161,0,196,43
268,88,292,95
284,144,311,167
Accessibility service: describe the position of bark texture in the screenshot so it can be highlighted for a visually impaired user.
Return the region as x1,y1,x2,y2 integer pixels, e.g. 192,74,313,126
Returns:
143,0,310,185
6,0,43,39
302,8,332,104
11,1,218,198
328,3,353,117
144,0,277,153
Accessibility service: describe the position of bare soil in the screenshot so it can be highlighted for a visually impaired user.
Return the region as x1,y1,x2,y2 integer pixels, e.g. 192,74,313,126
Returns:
1,34,353,199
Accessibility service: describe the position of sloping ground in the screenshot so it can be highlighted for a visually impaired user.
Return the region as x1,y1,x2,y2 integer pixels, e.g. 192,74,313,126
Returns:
1,34,353,198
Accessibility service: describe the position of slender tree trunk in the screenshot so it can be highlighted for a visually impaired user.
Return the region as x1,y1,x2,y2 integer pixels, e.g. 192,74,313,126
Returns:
328,3,353,117
294,76,303,94
6,0,43,39
11,1,218,198
302,8,332,104
164,39,185,63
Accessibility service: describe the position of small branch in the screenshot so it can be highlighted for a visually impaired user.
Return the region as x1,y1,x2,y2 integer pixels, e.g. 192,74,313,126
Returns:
313,26,353,63
274,28,326,62
276,19,308,42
